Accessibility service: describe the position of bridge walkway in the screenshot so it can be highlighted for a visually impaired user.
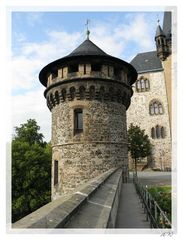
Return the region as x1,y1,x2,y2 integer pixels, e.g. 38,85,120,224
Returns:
115,179,150,228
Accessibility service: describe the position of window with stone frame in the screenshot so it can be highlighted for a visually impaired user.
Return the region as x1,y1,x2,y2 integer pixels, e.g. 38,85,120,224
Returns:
149,100,163,115
151,125,166,139
74,108,83,134
136,77,150,92
54,160,58,186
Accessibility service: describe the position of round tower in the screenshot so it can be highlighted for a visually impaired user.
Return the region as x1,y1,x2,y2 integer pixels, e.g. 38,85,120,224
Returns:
39,37,137,199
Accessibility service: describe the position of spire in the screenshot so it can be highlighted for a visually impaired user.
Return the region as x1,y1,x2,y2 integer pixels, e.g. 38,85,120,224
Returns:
155,18,169,61
155,19,165,38
85,19,90,40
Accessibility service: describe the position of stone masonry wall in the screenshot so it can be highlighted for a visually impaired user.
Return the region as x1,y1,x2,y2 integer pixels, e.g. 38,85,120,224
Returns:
127,71,171,170
51,100,128,199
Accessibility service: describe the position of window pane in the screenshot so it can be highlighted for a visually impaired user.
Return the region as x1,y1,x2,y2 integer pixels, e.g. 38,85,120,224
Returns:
150,105,154,115
156,125,160,138
77,112,83,129
151,127,155,139
141,79,145,89
161,127,165,138
154,103,159,114
159,104,163,114
145,80,149,89
74,109,83,133
137,81,141,89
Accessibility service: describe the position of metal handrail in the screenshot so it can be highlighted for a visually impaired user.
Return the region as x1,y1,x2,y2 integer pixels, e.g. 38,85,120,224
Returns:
133,173,172,228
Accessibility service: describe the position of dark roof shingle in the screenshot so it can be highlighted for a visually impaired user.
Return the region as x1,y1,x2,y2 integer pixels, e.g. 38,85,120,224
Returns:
68,39,107,57
130,51,163,73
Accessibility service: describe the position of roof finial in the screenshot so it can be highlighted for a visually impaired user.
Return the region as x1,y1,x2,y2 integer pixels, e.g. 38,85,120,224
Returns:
157,14,160,26
85,19,90,40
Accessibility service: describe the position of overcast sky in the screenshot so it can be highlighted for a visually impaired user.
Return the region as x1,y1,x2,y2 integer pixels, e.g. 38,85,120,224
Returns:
11,10,164,141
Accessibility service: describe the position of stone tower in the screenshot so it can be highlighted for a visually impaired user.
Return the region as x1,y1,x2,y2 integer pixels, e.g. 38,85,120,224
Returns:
39,36,137,199
155,22,169,61
155,12,172,129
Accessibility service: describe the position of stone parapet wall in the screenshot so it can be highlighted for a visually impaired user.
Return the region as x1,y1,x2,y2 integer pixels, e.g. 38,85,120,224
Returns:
12,168,122,229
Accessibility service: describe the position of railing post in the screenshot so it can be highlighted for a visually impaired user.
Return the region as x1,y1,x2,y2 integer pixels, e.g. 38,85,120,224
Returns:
133,177,171,229
154,203,158,223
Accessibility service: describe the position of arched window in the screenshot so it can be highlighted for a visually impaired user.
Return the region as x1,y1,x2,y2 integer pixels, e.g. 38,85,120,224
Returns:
89,86,95,99
154,102,159,114
150,105,155,115
55,91,59,104
145,79,149,89
157,38,161,46
161,127,165,138
141,79,145,89
74,108,83,134
151,127,156,139
151,125,166,139
79,86,85,100
136,77,150,92
70,87,76,100
156,125,161,139
159,104,163,114
50,93,55,106
61,89,66,101
137,81,141,91
149,100,163,115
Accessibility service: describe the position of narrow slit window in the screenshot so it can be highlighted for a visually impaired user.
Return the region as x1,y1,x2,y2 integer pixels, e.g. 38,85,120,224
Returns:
151,127,155,139
54,160,58,186
156,125,160,139
84,64,86,74
74,109,83,134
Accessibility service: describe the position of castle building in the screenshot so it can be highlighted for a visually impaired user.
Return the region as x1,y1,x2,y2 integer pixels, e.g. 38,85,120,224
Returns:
39,33,137,199
127,12,172,170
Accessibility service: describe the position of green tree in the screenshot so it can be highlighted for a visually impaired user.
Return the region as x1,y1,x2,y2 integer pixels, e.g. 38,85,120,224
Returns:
12,119,51,222
128,124,152,175
14,119,45,146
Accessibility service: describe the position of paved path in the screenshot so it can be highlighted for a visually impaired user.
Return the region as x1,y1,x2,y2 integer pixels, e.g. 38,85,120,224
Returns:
137,171,171,186
115,182,150,228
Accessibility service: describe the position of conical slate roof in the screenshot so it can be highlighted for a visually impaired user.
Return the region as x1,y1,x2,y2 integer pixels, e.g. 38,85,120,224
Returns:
155,24,165,38
68,39,107,57
39,38,137,87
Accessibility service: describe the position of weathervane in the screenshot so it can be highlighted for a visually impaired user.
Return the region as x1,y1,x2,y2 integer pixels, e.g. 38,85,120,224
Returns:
157,15,160,26
85,19,90,40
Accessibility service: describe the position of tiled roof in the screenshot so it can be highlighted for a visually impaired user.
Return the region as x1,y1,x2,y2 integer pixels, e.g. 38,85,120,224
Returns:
130,51,163,73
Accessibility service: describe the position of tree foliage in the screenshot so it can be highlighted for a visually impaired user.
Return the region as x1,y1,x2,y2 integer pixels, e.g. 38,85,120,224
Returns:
12,119,51,223
128,124,152,173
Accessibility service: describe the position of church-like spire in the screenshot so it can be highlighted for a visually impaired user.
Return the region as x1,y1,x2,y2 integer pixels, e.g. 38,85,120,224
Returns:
155,19,166,38
155,18,168,61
